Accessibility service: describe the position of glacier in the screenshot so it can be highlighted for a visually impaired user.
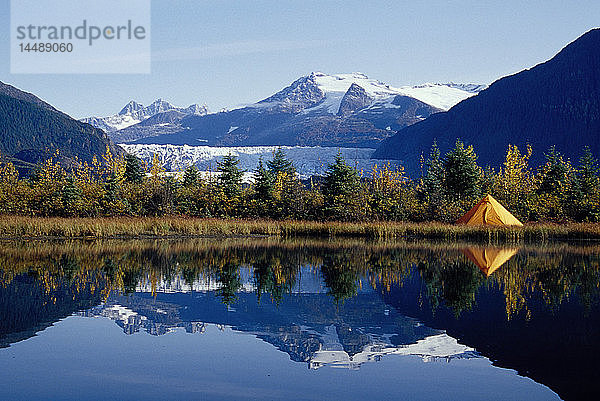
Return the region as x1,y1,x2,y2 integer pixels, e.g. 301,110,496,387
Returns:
120,144,399,177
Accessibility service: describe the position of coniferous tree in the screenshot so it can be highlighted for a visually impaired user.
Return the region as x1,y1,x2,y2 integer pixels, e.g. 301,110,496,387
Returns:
534,146,573,220
182,165,200,188
103,173,118,205
574,147,599,195
217,154,244,199
443,139,482,201
253,158,274,206
124,154,144,184
421,141,445,201
61,175,81,216
102,172,127,215
537,146,571,195
322,154,360,203
321,153,366,220
267,148,295,176
569,147,600,221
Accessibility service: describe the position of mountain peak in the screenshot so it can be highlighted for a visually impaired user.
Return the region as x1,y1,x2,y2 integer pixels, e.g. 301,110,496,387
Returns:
255,72,484,115
337,83,372,116
84,98,209,133
258,73,324,112
149,98,174,108
184,104,209,115
119,100,144,116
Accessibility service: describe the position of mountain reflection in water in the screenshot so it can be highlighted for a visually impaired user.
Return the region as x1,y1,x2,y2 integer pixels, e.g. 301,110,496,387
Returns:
79,276,479,370
0,239,598,400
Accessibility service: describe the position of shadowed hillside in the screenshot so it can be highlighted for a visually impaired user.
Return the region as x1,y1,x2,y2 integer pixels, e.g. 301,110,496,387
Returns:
373,29,600,174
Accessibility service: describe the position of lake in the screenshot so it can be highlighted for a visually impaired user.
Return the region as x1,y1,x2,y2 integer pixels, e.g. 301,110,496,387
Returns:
0,238,598,400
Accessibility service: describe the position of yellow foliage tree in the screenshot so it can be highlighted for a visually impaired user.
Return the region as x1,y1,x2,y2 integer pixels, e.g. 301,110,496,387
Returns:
493,144,533,220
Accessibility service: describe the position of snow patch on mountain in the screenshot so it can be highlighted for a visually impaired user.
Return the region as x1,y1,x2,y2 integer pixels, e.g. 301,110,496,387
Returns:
309,333,478,369
299,72,484,114
310,72,400,114
101,114,143,131
398,83,486,111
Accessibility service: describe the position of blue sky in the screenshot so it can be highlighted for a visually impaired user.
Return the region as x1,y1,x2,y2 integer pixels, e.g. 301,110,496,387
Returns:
1,0,599,118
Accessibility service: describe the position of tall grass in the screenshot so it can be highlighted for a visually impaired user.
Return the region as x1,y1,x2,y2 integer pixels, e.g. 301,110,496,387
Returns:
1,216,600,242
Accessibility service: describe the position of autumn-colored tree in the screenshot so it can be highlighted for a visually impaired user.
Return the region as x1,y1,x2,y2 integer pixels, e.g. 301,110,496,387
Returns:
272,170,306,219
0,154,20,215
493,144,533,220
369,163,417,221
29,154,65,216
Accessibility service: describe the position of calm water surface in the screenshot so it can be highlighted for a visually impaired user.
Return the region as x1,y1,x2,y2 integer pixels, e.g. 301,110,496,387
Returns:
0,239,598,400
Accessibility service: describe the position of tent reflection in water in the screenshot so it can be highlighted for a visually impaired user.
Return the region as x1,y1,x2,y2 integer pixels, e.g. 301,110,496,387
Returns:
456,195,523,226
462,247,519,277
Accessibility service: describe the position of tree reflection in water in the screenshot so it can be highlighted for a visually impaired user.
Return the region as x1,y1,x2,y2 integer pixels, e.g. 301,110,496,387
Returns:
0,239,598,316
0,239,599,399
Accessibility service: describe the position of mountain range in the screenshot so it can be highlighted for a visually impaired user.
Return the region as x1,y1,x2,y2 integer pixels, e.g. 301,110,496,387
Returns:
84,73,484,148
2,29,599,177
373,28,600,173
0,81,119,170
81,99,209,142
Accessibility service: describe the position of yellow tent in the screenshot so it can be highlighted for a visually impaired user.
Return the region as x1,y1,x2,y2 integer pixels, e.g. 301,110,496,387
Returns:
456,195,523,226
461,247,519,276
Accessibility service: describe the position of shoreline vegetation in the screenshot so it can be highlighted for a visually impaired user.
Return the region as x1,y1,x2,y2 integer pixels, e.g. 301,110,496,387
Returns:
1,140,600,241
2,216,600,242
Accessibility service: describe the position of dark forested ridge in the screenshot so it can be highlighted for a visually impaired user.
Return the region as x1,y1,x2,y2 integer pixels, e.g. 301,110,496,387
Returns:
0,81,120,169
373,29,600,174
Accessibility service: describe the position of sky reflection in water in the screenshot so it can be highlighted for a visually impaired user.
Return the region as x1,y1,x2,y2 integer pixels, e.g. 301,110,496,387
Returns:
1,239,597,400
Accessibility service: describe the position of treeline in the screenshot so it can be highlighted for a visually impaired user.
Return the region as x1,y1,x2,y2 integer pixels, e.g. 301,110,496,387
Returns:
0,140,599,222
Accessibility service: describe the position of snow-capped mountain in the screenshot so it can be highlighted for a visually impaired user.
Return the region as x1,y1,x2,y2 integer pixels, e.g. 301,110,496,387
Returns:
81,99,208,133
124,72,484,149
254,72,482,114
79,276,480,367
